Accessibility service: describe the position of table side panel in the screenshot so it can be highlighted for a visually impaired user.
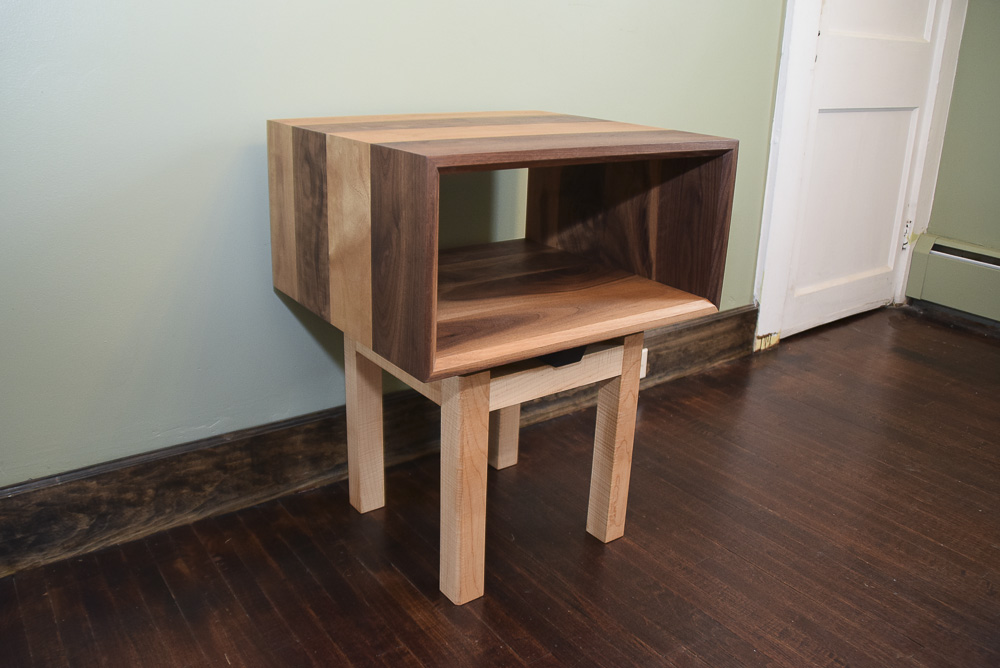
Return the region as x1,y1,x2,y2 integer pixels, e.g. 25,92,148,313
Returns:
655,147,738,307
370,146,439,381
525,161,659,280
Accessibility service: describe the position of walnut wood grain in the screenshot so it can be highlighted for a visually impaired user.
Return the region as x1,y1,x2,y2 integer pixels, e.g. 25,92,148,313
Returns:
391,131,735,170
654,150,737,306
291,127,330,320
526,161,658,280
370,145,439,380
433,240,716,379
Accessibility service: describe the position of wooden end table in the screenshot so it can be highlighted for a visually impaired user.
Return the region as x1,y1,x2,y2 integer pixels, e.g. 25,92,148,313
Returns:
267,111,737,604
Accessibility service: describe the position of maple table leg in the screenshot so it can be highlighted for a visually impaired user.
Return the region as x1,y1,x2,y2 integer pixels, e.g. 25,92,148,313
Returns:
488,405,520,470
586,332,644,543
345,336,385,513
439,371,491,604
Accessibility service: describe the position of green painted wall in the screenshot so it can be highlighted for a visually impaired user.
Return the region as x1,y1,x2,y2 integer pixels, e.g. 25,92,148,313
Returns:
927,0,1000,249
0,0,784,487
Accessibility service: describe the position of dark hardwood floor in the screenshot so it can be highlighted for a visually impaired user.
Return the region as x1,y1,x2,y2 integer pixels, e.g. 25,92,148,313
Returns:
2,307,998,667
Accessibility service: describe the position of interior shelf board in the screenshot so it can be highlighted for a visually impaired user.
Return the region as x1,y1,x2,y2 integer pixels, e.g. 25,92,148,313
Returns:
432,240,717,379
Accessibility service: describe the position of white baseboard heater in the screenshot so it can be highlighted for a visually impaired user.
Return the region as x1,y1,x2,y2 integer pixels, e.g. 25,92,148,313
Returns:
906,234,1000,321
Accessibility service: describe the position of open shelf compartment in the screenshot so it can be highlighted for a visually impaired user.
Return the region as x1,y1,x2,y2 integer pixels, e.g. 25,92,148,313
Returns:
432,239,716,379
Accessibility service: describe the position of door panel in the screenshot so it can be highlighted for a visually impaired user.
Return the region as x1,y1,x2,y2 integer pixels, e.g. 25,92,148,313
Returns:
821,0,933,39
794,108,915,292
777,0,951,336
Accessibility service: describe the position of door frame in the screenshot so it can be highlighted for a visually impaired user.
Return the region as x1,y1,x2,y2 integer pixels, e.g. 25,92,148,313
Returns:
753,0,968,346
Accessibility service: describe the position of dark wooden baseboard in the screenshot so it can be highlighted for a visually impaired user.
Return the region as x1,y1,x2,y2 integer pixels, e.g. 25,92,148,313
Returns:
0,305,756,578
903,299,1000,339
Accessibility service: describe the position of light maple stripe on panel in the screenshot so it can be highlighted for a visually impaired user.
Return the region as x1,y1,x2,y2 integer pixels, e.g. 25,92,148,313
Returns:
327,135,373,347
297,114,596,136
277,110,559,127
335,121,661,145
267,121,298,300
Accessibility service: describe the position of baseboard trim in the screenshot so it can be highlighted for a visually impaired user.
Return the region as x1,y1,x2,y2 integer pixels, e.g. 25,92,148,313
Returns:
0,305,757,578
902,299,1000,339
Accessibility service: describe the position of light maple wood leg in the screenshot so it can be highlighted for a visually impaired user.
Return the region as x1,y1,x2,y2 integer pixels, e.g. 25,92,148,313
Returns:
345,336,385,513
488,404,520,470
587,332,644,543
439,371,491,604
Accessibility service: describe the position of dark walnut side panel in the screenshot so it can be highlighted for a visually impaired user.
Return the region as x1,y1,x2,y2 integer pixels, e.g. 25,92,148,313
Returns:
291,127,331,320
654,149,737,307
526,161,658,279
370,146,439,381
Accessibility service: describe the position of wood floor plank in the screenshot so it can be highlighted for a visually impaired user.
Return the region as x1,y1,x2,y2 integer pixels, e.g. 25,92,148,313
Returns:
625,431,977,667
70,555,145,667
236,505,413,668
189,518,323,668
684,380,1000,567
42,559,105,668
92,548,185,668
666,424,996,652
9,568,70,668
668,381,1000,636
264,503,424,667
141,529,269,668
161,523,286,668
635,391,999,666
202,513,353,667
0,576,33,667
117,540,209,668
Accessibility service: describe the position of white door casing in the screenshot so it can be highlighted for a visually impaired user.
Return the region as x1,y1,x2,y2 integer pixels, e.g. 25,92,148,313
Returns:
755,0,967,342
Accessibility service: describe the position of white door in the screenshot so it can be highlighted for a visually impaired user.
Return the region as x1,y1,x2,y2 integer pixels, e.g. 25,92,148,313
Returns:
755,0,967,341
